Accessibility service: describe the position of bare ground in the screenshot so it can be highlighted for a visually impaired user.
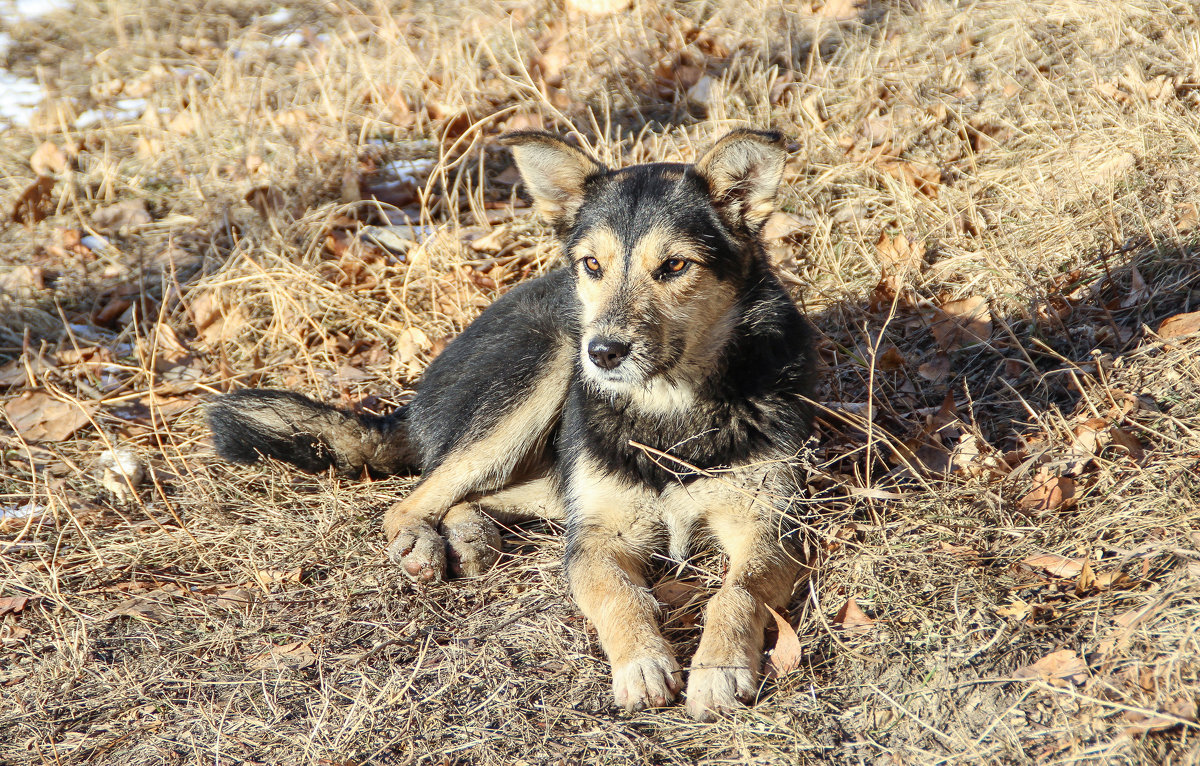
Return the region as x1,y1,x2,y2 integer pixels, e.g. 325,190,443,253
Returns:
2,1,1200,764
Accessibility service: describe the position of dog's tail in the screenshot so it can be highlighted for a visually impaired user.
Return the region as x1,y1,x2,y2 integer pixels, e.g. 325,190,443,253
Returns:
205,389,419,476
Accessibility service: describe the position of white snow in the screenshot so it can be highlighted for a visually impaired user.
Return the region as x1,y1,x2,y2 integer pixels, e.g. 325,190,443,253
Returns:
0,70,42,125
260,7,292,25
0,502,43,524
0,0,74,129
75,98,146,128
384,158,436,184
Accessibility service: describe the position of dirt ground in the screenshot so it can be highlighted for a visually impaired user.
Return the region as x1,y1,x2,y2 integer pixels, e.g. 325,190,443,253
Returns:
2,0,1200,763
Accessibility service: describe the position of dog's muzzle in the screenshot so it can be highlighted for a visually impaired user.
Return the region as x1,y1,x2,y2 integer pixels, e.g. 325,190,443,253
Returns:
587,337,631,371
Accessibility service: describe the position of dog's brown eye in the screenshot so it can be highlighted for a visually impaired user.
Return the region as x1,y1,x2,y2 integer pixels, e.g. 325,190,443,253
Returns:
664,258,688,273
583,256,601,273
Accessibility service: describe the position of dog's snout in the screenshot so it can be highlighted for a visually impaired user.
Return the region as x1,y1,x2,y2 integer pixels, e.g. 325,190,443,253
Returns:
587,338,631,370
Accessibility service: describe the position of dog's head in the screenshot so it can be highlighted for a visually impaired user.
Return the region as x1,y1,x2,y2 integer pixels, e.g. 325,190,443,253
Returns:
502,129,787,406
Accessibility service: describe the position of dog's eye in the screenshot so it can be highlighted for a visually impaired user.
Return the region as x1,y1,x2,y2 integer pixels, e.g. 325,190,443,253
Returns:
660,258,689,276
582,256,602,274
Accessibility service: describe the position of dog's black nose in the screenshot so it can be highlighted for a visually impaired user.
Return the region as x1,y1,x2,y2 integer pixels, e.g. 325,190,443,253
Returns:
587,338,631,370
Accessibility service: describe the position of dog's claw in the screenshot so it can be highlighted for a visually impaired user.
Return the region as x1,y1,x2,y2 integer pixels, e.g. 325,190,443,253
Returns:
612,653,682,712
685,664,757,721
386,521,447,583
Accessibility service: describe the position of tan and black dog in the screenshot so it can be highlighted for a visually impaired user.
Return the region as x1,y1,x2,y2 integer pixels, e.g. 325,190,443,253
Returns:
207,129,818,720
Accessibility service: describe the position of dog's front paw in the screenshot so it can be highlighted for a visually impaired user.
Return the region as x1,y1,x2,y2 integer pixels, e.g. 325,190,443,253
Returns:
685,663,756,721
442,509,501,578
385,521,446,582
611,653,682,712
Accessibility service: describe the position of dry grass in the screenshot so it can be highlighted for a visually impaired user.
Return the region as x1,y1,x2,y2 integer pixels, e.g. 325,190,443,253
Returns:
2,0,1200,763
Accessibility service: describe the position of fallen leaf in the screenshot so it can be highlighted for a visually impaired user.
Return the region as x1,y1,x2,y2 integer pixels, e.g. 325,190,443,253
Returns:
1157,311,1200,339
1108,428,1144,461
917,353,950,382
1123,699,1197,736
0,597,29,616
214,587,259,613
1021,552,1086,579
930,296,992,351
11,176,55,224
876,346,905,371
245,185,289,220
253,567,304,588
995,598,1032,620
30,141,67,175
834,596,875,635
1120,265,1149,308
102,597,171,623
1014,649,1088,684
875,232,925,274
3,391,96,442
762,212,810,242
1018,473,1076,513
92,199,151,230
764,605,803,678
248,641,317,671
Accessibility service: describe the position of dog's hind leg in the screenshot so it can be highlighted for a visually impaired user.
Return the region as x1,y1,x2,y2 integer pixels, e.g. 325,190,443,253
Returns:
384,350,572,581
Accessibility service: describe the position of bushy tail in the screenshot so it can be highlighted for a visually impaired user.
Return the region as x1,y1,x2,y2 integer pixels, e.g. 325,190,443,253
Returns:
206,389,419,476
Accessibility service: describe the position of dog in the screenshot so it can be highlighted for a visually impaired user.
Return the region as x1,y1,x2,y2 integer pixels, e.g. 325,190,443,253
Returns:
206,128,818,720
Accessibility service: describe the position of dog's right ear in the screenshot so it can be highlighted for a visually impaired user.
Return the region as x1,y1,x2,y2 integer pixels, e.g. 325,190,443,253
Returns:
500,131,606,231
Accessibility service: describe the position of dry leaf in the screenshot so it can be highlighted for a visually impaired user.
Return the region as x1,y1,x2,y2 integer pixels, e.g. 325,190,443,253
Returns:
11,176,55,224
30,141,67,175
876,346,905,371
3,391,96,442
1107,428,1144,461
0,597,30,617
1018,473,1076,513
102,597,171,623
215,587,259,613
875,232,925,274
248,641,317,670
92,199,151,230
253,567,304,588
1123,699,1197,736
917,354,950,382
834,596,875,635
930,297,992,351
764,605,803,678
762,212,810,242
1120,265,1149,308
1021,552,1086,579
995,599,1032,620
1157,311,1200,339
1014,649,1088,684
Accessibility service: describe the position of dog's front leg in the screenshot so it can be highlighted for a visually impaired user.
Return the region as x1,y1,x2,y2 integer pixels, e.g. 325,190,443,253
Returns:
565,460,680,712
566,531,682,711
685,495,806,721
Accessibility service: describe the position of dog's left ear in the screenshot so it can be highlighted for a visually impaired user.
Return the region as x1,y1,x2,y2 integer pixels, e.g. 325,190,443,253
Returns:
500,131,607,231
695,129,787,236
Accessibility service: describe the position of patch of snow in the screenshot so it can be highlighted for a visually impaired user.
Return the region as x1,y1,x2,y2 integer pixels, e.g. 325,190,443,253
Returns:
0,502,43,523
384,158,436,184
0,70,42,126
7,0,72,18
75,98,146,128
259,7,292,25
270,31,305,48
